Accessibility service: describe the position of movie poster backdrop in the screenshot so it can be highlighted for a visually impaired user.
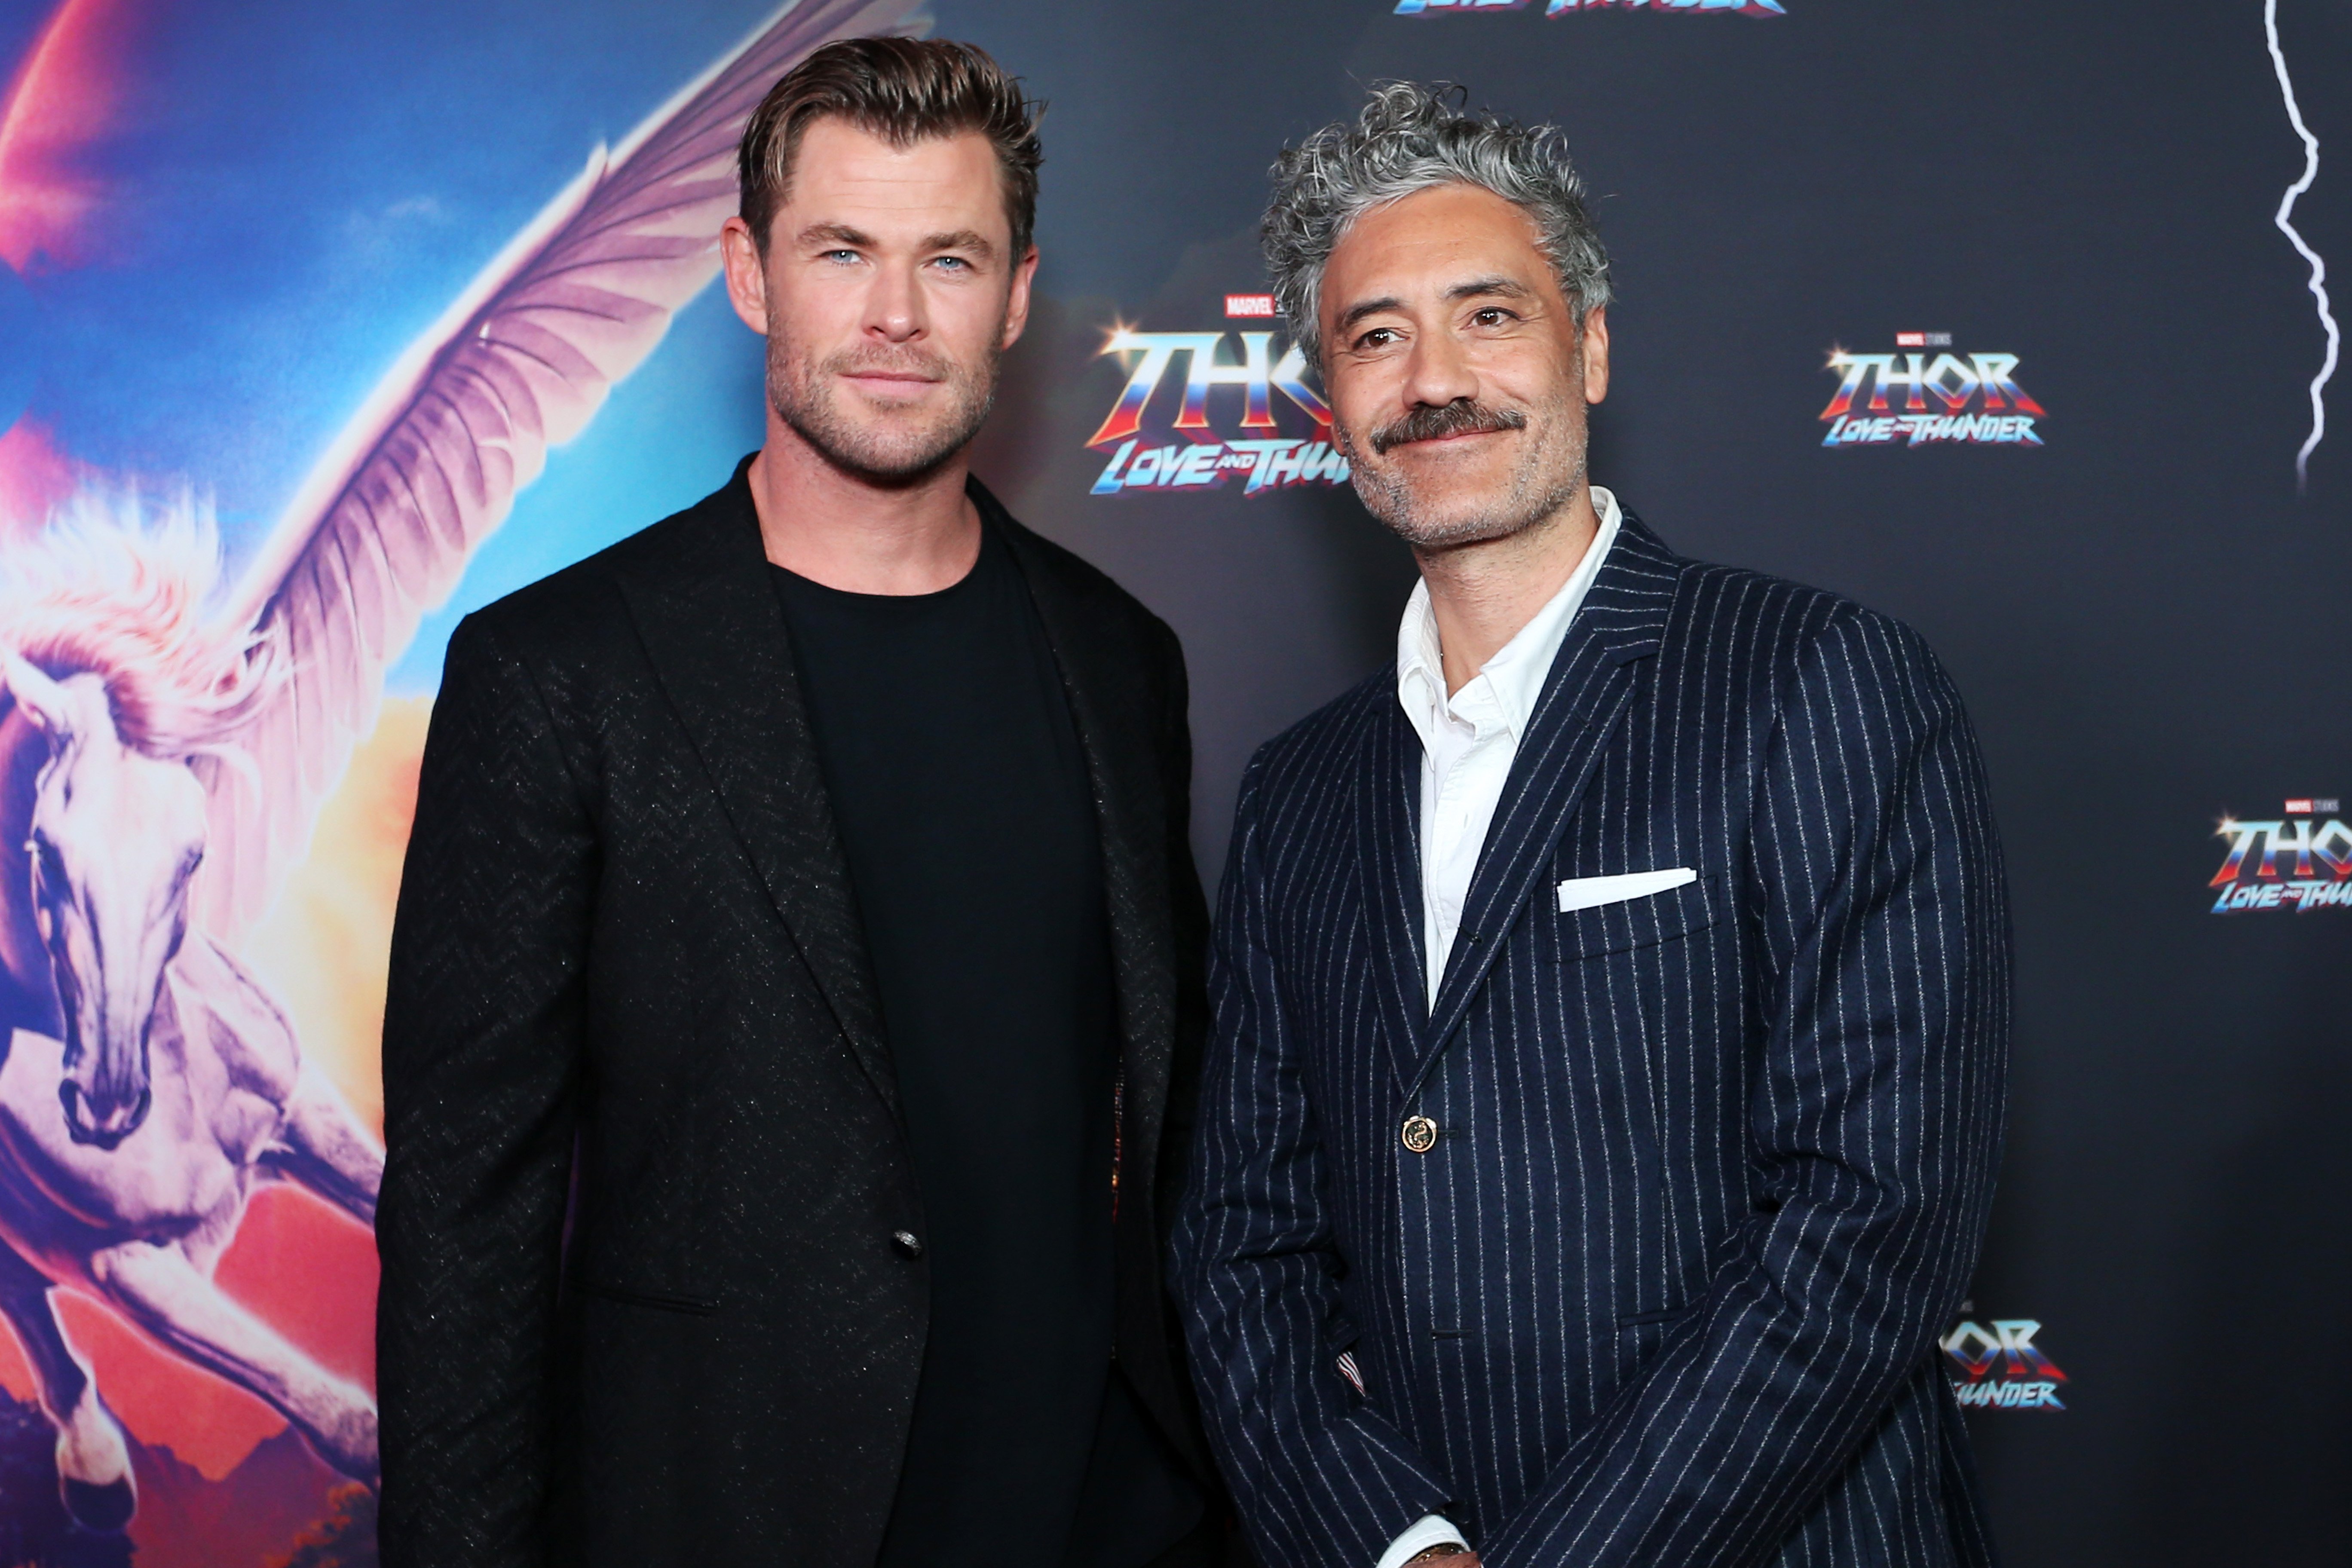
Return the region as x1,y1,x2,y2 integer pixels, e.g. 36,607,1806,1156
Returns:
0,0,2342,1562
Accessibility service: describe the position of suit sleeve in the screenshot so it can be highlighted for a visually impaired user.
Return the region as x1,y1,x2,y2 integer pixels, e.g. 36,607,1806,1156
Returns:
377,613,597,1568
1173,753,1459,1568
1482,609,2011,1568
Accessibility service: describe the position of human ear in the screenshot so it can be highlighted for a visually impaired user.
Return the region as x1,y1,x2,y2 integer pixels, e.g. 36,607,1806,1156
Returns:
1579,304,1611,405
720,216,772,336
999,244,1039,352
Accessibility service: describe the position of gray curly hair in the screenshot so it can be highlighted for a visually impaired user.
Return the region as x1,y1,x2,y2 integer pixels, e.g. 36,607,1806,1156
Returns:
1263,82,1611,368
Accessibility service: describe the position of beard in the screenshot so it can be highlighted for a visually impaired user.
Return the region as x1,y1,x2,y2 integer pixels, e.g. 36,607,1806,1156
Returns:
1340,384,1588,551
766,330,1001,483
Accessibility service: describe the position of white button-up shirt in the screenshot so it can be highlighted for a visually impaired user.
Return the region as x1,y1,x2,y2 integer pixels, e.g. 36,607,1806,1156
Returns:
1395,486,1622,1007
1373,491,1627,1568
1372,487,1619,1568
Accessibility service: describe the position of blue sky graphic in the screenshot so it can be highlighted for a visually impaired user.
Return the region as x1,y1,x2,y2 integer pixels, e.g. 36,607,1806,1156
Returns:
2,0,796,694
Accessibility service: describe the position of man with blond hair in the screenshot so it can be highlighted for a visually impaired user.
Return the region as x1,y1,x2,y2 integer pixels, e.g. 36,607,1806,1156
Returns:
382,38,1220,1568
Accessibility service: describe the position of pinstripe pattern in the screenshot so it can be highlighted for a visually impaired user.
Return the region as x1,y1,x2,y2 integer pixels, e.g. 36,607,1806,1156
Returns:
1173,516,2009,1568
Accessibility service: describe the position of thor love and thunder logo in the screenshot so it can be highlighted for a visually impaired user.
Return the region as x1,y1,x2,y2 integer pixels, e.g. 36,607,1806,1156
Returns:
1086,295,1351,498
2210,800,2352,913
1821,333,2047,447
1942,1315,2067,1411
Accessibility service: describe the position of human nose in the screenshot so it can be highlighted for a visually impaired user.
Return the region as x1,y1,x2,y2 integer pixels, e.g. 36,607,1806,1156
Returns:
1400,320,1478,411
865,257,927,344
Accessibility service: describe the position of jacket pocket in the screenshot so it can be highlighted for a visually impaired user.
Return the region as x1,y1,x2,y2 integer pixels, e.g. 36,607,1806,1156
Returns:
1540,870,1724,963
576,1279,720,1316
1617,1305,1684,1378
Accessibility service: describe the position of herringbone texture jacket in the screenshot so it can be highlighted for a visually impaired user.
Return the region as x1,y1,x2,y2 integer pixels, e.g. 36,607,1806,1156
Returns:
378,463,1217,1567
1175,515,2009,1568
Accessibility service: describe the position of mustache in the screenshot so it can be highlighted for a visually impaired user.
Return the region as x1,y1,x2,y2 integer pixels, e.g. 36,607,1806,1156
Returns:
1369,399,1528,456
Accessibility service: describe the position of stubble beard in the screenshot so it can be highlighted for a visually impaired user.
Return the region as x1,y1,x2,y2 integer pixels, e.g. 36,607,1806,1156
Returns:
1339,382,1589,553
766,328,1001,483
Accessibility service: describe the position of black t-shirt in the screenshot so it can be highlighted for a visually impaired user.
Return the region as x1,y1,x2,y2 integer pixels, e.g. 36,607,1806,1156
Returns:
771,525,1116,1565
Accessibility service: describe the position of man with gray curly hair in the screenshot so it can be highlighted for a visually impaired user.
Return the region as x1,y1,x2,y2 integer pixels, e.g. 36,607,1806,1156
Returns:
1265,82,1612,559
1175,84,2008,1568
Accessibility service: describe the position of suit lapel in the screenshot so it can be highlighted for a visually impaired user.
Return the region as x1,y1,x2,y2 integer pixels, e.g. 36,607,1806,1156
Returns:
1353,687,1432,1091
998,493,1236,1474
616,464,897,1116
1405,518,1683,1097
991,497,1176,1170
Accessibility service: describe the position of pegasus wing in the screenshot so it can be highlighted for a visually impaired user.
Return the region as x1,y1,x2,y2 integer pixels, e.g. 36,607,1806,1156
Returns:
194,0,926,938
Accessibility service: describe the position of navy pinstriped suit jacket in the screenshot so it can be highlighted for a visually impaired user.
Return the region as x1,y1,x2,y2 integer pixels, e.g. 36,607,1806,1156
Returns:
1173,514,2009,1568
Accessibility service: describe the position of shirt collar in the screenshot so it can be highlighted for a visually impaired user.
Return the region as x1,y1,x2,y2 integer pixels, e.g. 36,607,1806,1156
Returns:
1396,485,1623,748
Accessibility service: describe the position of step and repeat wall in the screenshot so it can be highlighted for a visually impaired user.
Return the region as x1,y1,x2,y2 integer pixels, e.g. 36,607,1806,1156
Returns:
0,0,2343,1562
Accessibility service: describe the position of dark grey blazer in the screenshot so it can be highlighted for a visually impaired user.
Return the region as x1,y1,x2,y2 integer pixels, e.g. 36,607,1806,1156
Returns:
1175,514,2010,1568
377,462,1215,1567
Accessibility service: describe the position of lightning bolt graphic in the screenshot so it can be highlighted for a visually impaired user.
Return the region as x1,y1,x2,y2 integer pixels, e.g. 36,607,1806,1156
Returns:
2266,0,2338,493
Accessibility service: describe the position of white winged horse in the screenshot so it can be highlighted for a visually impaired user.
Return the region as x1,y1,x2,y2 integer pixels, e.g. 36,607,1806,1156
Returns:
0,0,920,1528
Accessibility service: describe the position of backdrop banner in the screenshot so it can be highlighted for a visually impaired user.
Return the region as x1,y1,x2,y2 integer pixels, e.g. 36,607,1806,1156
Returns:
0,1,2344,1563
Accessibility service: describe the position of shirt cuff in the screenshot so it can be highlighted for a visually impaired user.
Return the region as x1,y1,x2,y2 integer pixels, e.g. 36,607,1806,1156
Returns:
1375,1514,1470,1568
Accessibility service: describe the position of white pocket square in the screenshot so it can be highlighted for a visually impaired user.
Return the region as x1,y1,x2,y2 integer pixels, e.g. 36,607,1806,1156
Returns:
1558,867,1697,913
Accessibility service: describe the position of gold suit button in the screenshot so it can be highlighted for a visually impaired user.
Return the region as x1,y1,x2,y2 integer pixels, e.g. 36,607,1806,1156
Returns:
1400,1115,1439,1153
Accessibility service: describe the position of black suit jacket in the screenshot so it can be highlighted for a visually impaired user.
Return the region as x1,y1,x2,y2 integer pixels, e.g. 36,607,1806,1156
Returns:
377,462,1216,1567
